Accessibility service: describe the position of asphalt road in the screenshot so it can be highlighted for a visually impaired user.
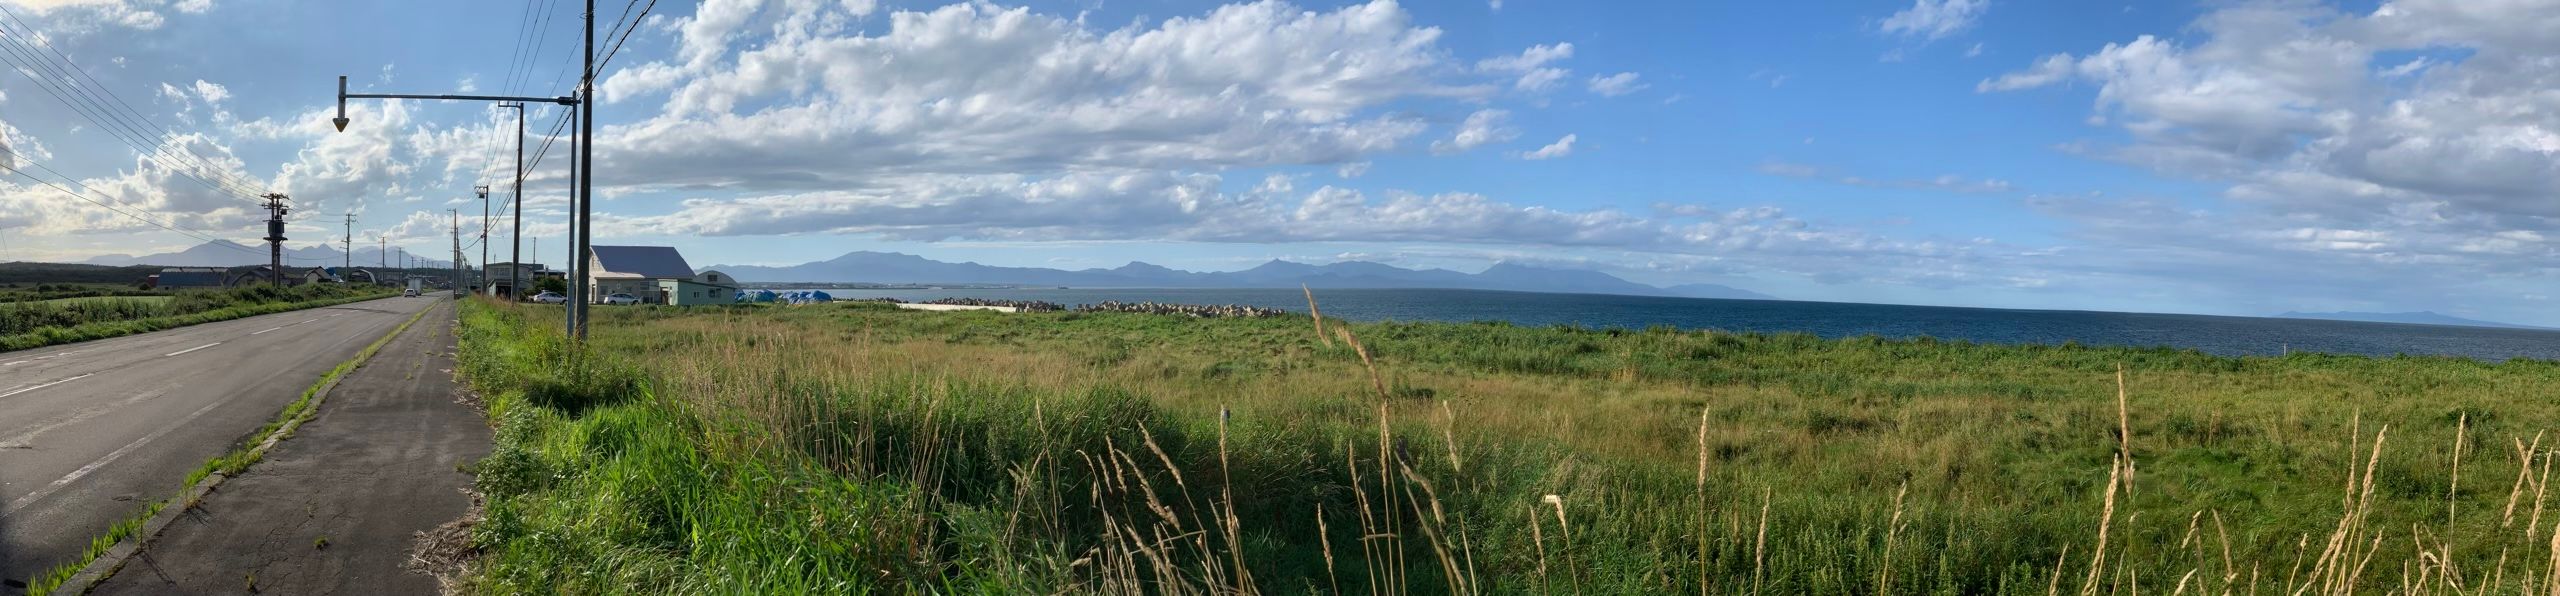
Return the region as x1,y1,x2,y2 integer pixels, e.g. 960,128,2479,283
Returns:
0,296,440,587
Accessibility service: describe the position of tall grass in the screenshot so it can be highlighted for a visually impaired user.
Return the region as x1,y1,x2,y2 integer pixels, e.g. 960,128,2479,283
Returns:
0,284,390,352
454,299,2560,593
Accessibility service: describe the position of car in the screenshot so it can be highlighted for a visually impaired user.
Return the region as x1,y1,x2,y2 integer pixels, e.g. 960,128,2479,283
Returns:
601,293,642,305
528,291,568,304
402,288,420,297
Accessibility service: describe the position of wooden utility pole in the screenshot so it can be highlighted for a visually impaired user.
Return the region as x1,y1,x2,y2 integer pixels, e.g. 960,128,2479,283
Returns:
451,209,463,297
261,193,290,286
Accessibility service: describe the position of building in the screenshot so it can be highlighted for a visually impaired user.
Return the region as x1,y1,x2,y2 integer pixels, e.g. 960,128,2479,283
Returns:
664,270,739,306
588,246,732,305
481,262,546,298
148,267,228,290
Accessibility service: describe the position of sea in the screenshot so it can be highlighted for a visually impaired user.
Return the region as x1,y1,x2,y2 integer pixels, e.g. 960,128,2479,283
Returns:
803,287,2560,362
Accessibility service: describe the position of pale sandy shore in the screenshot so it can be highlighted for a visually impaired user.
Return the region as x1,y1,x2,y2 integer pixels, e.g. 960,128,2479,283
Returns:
892,303,1019,313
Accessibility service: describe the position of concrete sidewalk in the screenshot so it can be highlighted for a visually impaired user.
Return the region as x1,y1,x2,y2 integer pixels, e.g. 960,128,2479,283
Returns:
93,300,487,595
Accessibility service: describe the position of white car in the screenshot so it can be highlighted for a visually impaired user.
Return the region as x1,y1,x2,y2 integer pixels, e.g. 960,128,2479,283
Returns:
601,293,643,305
528,291,568,304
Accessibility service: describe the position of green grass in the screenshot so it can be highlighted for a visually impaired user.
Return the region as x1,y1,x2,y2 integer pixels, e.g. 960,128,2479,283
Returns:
20,295,174,307
453,300,2560,594
22,501,163,596
0,285,393,353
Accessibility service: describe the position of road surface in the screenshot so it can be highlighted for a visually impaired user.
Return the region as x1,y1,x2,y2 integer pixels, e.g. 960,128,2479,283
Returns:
0,296,439,587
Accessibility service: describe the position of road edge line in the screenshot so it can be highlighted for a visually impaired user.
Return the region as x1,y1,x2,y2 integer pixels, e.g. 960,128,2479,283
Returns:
30,301,439,596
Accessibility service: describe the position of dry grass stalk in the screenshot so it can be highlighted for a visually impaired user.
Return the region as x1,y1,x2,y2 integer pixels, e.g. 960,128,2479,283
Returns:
1545,494,1583,594
2117,364,2137,499
1317,503,1341,595
1696,407,1713,596
2534,452,2555,542
1878,481,1910,594
2081,457,2125,596
2509,433,2545,528
1217,409,1257,595
2451,413,2469,527
2047,542,2072,596
1304,284,1331,348
1529,504,1552,596
1753,487,1770,596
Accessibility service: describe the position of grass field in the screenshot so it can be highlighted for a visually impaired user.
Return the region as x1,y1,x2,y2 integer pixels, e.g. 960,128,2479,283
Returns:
0,285,394,353
455,298,2560,594
19,295,174,307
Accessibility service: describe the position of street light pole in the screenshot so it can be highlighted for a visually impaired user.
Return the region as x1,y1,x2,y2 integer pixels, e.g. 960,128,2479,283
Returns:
331,75,578,333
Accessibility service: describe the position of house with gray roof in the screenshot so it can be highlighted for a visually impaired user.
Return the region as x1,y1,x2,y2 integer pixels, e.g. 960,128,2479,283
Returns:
588,246,733,305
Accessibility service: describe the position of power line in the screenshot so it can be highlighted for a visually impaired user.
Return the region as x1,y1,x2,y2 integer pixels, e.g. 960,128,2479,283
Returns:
0,157,263,252
596,0,657,73
0,6,274,199
0,7,273,203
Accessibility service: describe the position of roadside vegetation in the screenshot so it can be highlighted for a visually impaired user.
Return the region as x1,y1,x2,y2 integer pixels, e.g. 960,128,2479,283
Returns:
0,284,394,352
455,298,2560,593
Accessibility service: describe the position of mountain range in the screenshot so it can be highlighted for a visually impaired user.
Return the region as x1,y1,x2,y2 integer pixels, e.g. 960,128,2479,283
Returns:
2274,311,2545,330
84,240,456,269
711,251,1776,300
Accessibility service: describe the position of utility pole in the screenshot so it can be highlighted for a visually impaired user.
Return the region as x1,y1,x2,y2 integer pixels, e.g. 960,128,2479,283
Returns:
260,193,290,286
573,0,595,338
342,212,354,279
504,101,525,301
475,183,490,295
378,235,386,269
451,209,462,297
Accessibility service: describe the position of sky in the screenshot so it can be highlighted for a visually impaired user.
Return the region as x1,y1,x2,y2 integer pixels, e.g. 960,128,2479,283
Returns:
0,0,2555,324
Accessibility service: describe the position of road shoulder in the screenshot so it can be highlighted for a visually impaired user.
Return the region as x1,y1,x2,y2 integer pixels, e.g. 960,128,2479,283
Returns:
86,299,487,595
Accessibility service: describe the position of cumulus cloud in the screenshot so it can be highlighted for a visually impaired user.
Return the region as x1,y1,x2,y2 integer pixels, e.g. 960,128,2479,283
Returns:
1982,0,2560,225
1477,42,1573,92
1431,109,1516,155
1586,72,1646,97
1519,134,1575,160
1880,0,1987,40
592,0,1514,191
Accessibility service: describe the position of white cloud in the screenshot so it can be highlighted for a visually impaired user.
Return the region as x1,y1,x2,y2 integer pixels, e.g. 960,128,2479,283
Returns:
1477,42,1573,92
1336,161,1371,178
595,0,1493,191
1431,109,1516,155
1880,0,1987,41
1519,134,1575,160
189,80,227,103
1965,42,1984,58
1587,72,1646,97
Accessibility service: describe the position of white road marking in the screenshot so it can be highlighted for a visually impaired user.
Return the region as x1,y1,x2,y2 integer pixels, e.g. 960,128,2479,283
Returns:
1,360,27,366
0,373,94,400
301,318,319,324
251,326,286,335
1,397,227,516
164,342,221,357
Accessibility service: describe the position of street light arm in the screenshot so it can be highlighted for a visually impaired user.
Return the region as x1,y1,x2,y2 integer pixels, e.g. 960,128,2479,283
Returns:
332,74,577,133
343,92,578,105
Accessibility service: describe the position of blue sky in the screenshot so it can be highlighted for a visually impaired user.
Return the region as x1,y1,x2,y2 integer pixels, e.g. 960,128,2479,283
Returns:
2,0,2556,324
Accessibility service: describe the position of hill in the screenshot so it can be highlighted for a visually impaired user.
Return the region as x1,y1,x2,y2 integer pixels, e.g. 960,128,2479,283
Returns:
709,251,1776,300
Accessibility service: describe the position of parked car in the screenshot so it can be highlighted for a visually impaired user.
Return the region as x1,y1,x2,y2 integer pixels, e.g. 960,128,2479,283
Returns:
402,288,420,297
601,293,642,305
528,291,568,304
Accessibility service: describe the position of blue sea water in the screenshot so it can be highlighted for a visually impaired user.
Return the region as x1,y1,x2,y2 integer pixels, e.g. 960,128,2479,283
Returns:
807,287,2560,362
